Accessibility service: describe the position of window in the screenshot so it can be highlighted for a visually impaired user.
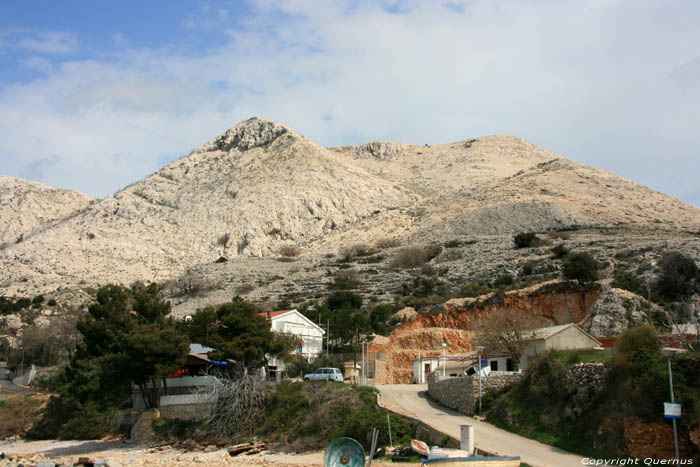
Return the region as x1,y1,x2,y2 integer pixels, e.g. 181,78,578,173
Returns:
490,361,498,371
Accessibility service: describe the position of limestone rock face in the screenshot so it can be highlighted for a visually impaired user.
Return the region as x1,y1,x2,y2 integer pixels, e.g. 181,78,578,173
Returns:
586,288,660,337
201,117,289,152
0,175,92,245
1,116,699,297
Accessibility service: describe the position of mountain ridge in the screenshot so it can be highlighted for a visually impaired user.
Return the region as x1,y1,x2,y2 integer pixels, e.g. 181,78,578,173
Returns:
1,117,698,297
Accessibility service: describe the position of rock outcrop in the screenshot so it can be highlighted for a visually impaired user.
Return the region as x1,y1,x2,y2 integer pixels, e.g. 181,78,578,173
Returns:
0,174,92,246
586,288,661,337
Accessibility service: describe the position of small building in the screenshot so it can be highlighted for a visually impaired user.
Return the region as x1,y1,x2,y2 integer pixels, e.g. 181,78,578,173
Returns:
259,309,325,377
520,323,602,370
344,361,361,381
413,352,511,383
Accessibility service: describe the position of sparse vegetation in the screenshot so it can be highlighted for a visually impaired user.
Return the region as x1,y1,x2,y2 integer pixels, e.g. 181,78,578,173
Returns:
217,232,230,247
551,243,569,258
235,282,256,295
611,269,642,294
279,245,302,257
513,232,543,248
387,244,442,269
375,237,400,249
338,243,377,262
329,269,360,290
259,382,414,451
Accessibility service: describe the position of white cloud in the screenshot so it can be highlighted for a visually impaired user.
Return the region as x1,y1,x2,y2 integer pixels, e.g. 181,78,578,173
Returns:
0,0,699,207
18,30,78,55
112,33,128,47
19,56,53,74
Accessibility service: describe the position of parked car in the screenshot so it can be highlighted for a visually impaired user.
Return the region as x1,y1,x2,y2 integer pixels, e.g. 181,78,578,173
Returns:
303,367,344,382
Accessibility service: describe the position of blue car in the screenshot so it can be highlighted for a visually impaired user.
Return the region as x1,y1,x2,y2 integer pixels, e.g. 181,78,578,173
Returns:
303,367,344,382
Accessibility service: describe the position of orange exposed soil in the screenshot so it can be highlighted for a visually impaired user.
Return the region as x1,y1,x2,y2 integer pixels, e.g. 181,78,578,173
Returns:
370,281,601,383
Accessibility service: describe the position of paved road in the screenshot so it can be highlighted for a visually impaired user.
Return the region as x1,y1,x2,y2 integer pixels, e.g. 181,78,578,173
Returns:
0,366,36,393
377,384,585,467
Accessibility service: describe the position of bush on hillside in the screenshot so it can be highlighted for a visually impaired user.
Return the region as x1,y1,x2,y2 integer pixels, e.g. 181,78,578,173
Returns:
611,269,642,294
388,245,443,269
259,382,414,451
551,244,570,258
513,232,543,248
653,251,699,302
562,252,599,285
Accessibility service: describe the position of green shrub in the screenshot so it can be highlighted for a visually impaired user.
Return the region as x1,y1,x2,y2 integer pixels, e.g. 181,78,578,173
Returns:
513,232,542,248
611,269,642,294
47,299,57,307
653,251,699,302
562,252,599,284
459,283,492,298
494,274,514,287
551,244,569,258
615,326,661,357
521,261,538,276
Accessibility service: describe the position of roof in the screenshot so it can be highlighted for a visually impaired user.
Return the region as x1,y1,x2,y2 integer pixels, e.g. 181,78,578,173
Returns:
344,361,362,368
190,343,215,354
528,323,577,340
258,310,295,319
527,323,602,346
258,309,325,334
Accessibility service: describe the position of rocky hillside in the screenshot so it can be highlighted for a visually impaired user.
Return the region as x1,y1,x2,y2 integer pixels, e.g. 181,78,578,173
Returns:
1,117,699,298
0,175,92,246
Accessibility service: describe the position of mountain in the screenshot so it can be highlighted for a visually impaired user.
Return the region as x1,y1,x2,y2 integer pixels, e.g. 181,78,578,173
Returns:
1,117,698,298
0,175,92,246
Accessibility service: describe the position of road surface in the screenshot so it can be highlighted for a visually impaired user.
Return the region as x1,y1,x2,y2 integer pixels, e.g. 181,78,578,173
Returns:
377,384,585,467
0,366,36,393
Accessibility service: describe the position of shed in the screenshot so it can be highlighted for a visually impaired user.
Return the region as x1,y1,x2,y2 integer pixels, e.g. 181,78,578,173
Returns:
520,323,602,370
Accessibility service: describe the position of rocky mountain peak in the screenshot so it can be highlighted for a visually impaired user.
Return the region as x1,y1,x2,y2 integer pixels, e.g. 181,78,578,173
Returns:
200,117,292,153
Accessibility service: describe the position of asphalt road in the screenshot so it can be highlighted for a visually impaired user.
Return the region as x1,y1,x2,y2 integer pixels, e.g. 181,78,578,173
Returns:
0,366,36,393
377,384,585,467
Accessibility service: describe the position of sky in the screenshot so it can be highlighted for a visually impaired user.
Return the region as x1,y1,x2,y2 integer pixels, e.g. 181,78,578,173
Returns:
0,1,699,207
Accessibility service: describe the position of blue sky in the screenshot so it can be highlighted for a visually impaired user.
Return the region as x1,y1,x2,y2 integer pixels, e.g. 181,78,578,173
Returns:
1,1,699,208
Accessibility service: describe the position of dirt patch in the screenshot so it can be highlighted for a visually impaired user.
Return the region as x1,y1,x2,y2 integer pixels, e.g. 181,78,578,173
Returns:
0,441,419,466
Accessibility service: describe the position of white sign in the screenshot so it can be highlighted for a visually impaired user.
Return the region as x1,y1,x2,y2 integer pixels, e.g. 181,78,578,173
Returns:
664,402,681,419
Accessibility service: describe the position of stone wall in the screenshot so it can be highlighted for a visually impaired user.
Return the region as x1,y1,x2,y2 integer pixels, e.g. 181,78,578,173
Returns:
159,402,212,421
428,371,523,416
565,362,609,417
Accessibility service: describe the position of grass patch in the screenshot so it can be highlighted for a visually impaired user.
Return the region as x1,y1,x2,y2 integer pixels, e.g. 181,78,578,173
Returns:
259,381,415,452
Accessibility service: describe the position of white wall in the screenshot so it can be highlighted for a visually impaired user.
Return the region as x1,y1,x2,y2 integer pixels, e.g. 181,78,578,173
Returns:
268,311,324,371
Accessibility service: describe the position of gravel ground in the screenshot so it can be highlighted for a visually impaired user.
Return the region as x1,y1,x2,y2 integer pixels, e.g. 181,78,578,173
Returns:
0,439,419,466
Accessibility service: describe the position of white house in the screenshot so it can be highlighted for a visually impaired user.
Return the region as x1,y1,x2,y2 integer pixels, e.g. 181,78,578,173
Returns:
413,352,509,383
519,323,602,370
259,309,325,376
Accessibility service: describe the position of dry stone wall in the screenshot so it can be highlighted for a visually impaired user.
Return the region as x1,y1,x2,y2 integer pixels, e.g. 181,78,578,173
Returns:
427,371,523,416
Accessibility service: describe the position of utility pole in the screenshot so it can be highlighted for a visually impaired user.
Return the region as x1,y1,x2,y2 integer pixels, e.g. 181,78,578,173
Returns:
442,343,447,377
361,338,365,385
668,356,680,462
476,346,484,415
